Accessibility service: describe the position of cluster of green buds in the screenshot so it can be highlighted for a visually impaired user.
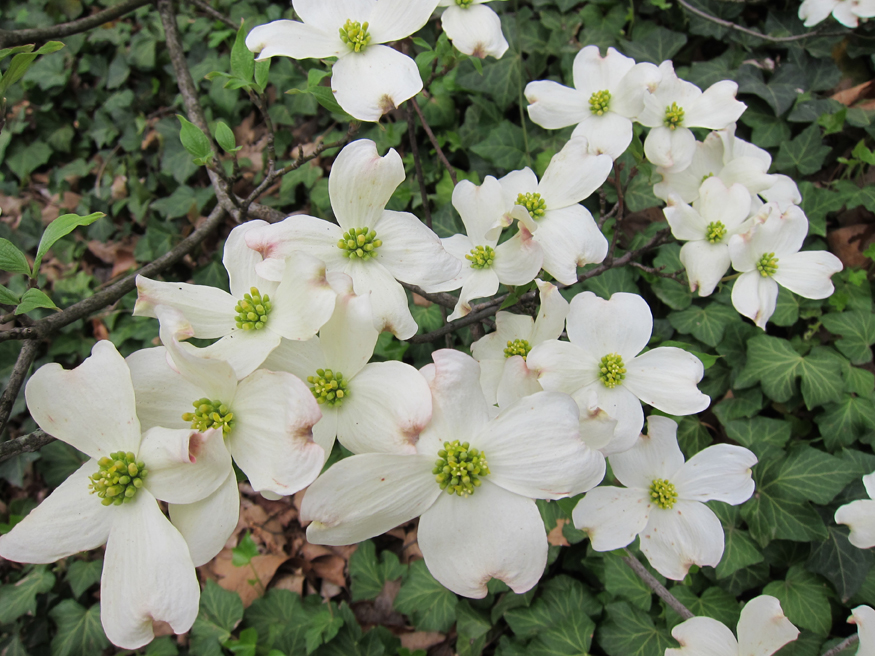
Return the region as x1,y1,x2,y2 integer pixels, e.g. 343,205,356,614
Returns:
516,191,547,219
235,287,271,330
433,440,490,497
663,102,685,130
589,89,611,116
706,221,727,244
308,369,349,407
339,19,371,52
89,452,148,506
504,338,532,359
466,245,495,270
455,0,474,6
756,252,779,277
598,352,626,388
649,478,678,509
182,398,234,435
338,227,382,261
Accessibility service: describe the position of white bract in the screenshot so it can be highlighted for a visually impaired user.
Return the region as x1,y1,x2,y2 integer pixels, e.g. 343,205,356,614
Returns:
525,46,660,159
245,139,461,340
573,416,757,580
301,349,605,597
849,605,875,655
835,471,875,549
729,204,843,329
664,176,754,297
261,275,432,456
638,61,746,172
498,137,613,285
246,0,439,121
0,341,232,649
799,0,875,27
438,0,508,59
527,291,709,454
424,176,542,320
666,595,799,656
134,220,337,379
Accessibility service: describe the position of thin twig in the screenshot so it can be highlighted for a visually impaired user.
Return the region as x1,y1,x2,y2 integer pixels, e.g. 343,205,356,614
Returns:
676,0,843,42
406,100,433,229
185,0,237,28
410,99,457,186
821,635,859,656
399,282,458,310
0,340,39,435
0,429,55,463
622,551,694,620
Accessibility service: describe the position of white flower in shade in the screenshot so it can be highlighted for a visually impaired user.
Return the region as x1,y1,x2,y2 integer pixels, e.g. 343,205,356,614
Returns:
663,176,755,297
729,204,843,329
423,176,542,321
799,0,875,27
573,416,757,580
525,46,660,159
245,139,461,340
438,0,508,59
638,61,746,172
497,138,613,286
666,595,798,656
849,606,875,654
0,341,232,649
527,292,710,454
835,471,875,548
301,349,605,597
261,275,433,457
134,220,337,379
245,0,439,121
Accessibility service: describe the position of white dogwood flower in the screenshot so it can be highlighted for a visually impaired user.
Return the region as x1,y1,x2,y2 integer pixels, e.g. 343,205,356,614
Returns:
301,349,605,598
438,0,507,59
498,138,613,285
835,471,875,548
0,341,231,649
134,220,337,379
729,204,843,329
638,61,746,172
245,139,461,340
849,606,875,654
667,595,798,656
799,0,875,27
527,291,709,454
246,0,439,121
525,46,660,159
573,416,757,580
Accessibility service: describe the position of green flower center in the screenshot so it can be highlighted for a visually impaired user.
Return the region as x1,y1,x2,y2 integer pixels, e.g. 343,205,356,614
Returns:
706,221,727,244
589,89,611,115
516,191,546,219
504,338,531,359
308,369,349,407
89,451,148,506
649,478,678,510
339,19,371,52
455,0,474,6
433,440,490,497
182,398,234,435
756,252,779,277
664,101,684,130
598,352,626,388
466,245,495,270
338,227,382,261
235,287,271,331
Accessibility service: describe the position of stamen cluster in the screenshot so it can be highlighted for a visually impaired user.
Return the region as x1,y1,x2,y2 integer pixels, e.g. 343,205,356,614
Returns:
756,252,779,277
234,287,271,330
706,221,727,244
338,227,382,261
503,338,532,359
89,451,148,506
308,369,349,406
466,245,495,269
663,102,684,130
182,398,234,435
433,440,490,497
339,19,371,52
589,89,611,115
598,352,626,388
516,191,546,219
649,478,678,509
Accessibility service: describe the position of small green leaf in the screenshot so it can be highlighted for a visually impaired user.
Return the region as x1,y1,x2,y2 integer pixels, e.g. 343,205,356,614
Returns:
191,580,245,656
177,115,213,163
807,526,874,603
597,601,675,656
774,124,830,176
214,121,240,153
305,606,344,654
763,565,831,635
49,600,109,656
0,283,19,305
33,211,104,275
15,288,58,314
0,239,31,276
230,25,255,83
66,559,102,598
822,310,875,364
0,565,56,624
254,59,270,91
232,531,259,567
394,560,458,632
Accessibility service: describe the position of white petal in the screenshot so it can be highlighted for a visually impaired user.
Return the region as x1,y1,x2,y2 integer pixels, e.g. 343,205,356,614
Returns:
664,196,708,242
0,461,112,563
731,271,779,330
245,215,344,282
25,340,140,459
246,19,345,59
799,0,839,26
498,167,540,201
567,291,652,361
267,252,337,341
375,210,462,287
759,175,802,211
133,275,236,339
471,312,534,362
572,485,651,552
169,472,240,566
332,46,422,121
127,347,202,431
836,499,875,549
477,358,506,405
418,482,547,597
262,336,326,382
572,45,635,97
737,595,800,656
336,361,432,454
666,617,738,656
329,139,405,229
835,0,864,25
572,112,634,160
624,347,709,416
223,220,269,299
538,138,613,209
534,204,608,285
303,453,439,544
525,80,588,129
368,0,439,44
721,159,774,199
441,4,508,58
452,177,507,245
610,415,686,488
639,500,724,580
527,339,600,394
293,0,375,31
345,258,418,338
449,268,500,321
684,81,746,129
673,444,756,504
773,251,843,300
577,383,644,455
851,605,875,656
495,356,542,408
101,491,199,649
645,126,697,171
611,61,662,118
198,329,282,380
530,279,569,345
312,409,340,455
228,370,324,495
680,240,731,297
698,177,753,231
318,287,378,378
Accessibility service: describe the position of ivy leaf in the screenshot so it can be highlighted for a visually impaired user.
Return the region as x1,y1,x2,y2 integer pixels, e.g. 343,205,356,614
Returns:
190,580,245,656
620,27,687,64
668,303,739,348
243,590,310,655
526,608,595,656
798,182,843,237
232,531,259,566
49,600,110,656
816,395,875,450
15,288,58,315
807,526,874,602
394,560,458,632
305,605,344,654
663,586,740,630
771,445,858,505
604,552,655,611
821,311,875,364
597,601,676,656
722,417,790,460
763,565,831,635
0,565,55,624
470,120,527,172
650,244,691,311
349,540,404,602
774,124,830,176
716,525,765,579
66,559,102,599
0,238,31,276
33,211,104,275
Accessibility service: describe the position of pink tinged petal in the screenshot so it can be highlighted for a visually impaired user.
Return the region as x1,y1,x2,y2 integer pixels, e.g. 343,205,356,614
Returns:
303,453,440,544
576,383,644,455
680,240,731,297
319,287,379,378
571,112,634,160
198,329,283,380
169,472,240,566
101,491,199,649
731,271,779,330
833,0,862,26
267,252,337,341
534,204,608,285
664,198,708,242
639,500,724,580
530,279,569,345
262,336,326,381
368,0,440,44
624,347,709,416
331,45,422,122
737,595,800,656
495,356,542,409
538,138,613,208
572,486,652,552
127,347,203,431
0,460,113,563
375,210,462,287
345,258,417,338
698,177,753,231
441,4,508,58
527,339,601,395
799,0,839,26
245,215,345,282
245,20,345,59
645,126,697,171
524,81,588,130
566,291,652,361
684,81,746,129
611,61,662,118
836,499,875,549
452,177,507,245
418,482,547,598
610,415,686,488
228,370,323,495
673,444,757,504
329,139,405,230
477,359,505,405
572,45,635,97
293,0,376,31
851,605,875,656
449,268,500,321
475,391,604,499
25,340,140,459
773,251,843,300
336,361,432,454
223,220,269,298
139,427,231,505
666,616,738,656
133,275,237,338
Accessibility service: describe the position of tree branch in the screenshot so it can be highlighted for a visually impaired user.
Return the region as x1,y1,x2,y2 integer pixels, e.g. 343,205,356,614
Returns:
0,429,55,463
184,0,237,29
0,340,39,436
410,98,457,186
622,551,694,620
399,282,458,310
821,635,859,656
406,100,433,229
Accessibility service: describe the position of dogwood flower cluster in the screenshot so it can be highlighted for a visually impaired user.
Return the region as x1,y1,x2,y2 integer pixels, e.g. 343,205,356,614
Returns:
799,0,875,27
